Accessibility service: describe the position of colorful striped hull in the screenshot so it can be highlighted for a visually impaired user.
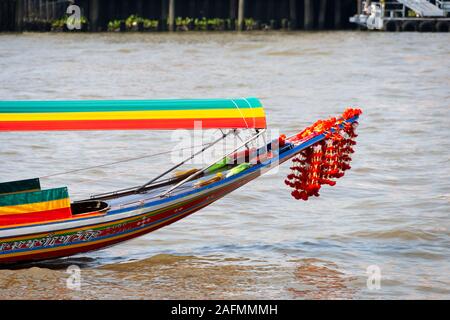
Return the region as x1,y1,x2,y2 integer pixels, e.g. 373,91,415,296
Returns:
0,171,260,264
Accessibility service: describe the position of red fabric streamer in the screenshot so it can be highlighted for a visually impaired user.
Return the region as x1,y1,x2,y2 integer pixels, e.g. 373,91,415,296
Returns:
284,108,361,201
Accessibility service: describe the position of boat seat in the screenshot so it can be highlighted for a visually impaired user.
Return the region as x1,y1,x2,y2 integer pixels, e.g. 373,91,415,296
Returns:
71,200,109,215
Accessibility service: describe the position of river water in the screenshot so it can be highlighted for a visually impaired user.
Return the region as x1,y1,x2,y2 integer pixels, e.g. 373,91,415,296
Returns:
0,31,449,299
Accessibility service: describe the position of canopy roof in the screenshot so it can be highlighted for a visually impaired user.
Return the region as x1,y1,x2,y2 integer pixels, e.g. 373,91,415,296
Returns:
0,98,266,131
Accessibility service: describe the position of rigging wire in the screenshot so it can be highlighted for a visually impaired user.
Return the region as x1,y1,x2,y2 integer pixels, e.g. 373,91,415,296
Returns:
40,142,211,179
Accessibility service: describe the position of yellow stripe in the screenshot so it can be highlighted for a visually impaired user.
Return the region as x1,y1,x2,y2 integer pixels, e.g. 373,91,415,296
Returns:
0,198,70,215
0,108,265,122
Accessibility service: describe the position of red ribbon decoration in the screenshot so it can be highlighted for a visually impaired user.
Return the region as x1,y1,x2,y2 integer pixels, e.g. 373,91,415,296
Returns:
284,108,362,201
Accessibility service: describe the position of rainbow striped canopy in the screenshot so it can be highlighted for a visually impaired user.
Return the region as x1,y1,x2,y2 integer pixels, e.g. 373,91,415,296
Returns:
0,98,266,131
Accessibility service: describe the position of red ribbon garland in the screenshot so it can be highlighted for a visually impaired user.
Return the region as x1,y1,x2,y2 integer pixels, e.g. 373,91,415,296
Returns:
285,108,361,201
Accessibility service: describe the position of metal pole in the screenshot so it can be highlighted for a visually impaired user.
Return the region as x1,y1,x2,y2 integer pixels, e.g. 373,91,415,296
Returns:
161,129,266,197
237,0,245,31
136,130,233,193
168,0,175,31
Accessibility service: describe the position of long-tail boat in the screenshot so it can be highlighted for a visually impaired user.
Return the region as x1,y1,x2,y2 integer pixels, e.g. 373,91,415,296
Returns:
0,98,362,264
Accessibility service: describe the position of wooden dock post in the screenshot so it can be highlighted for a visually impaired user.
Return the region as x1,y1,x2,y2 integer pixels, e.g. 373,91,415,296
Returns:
304,0,313,30
107,0,115,23
38,0,42,19
189,0,196,18
230,0,236,19
168,0,175,31
15,0,24,31
335,0,342,29
45,0,49,20
136,0,144,17
237,0,245,31
289,0,297,29
89,0,100,31
51,0,56,20
318,0,327,29
160,0,168,31
267,0,278,29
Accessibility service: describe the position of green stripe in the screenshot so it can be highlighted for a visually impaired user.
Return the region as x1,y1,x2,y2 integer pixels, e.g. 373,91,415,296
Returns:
0,98,262,113
0,178,41,195
0,187,69,207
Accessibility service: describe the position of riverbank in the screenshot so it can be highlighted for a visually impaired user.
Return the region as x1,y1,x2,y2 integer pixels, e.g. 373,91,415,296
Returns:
2,0,358,32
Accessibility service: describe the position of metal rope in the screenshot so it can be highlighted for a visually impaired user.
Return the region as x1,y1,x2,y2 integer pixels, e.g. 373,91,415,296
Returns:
230,98,249,129
40,143,210,179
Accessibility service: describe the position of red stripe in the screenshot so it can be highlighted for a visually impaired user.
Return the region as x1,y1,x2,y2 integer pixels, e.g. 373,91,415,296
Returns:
0,118,267,131
0,207,72,226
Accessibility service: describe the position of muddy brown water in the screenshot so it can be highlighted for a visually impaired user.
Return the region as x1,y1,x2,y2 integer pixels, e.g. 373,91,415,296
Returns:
0,31,449,299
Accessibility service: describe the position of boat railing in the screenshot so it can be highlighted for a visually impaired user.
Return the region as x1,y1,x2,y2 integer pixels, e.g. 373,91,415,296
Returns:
135,129,233,193
383,1,407,18
114,183,193,210
436,0,450,12
90,176,175,199
111,130,269,209
160,129,267,198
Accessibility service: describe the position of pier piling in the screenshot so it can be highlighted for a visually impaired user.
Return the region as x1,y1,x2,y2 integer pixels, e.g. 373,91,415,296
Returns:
1,0,367,32
319,0,327,30
304,0,314,30
15,0,23,31
335,0,342,29
289,0,297,30
237,0,245,31
89,0,100,31
168,0,175,31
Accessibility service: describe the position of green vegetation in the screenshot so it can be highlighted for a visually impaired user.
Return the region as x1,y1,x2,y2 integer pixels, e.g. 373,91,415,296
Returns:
176,17,193,31
407,10,418,17
174,17,227,31
143,19,159,30
107,19,123,32
108,15,159,32
244,18,256,30
51,15,88,31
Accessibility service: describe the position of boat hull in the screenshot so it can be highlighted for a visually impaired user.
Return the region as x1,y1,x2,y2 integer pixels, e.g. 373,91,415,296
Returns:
0,169,261,265
0,114,359,264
